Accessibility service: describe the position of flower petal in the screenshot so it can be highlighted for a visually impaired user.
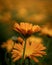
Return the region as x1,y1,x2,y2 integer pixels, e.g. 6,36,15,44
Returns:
12,56,21,62
32,53,43,57
14,43,23,51
29,56,39,63
13,22,21,33
37,51,47,55
11,53,19,58
32,25,41,33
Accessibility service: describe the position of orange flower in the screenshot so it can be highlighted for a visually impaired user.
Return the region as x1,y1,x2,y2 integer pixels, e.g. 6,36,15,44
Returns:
1,39,14,52
11,37,46,63
41,26,52,37
13,22,41,35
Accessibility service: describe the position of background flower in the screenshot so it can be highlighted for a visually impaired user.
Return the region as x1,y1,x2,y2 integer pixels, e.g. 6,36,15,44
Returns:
40,23,52,37
1,39,14,52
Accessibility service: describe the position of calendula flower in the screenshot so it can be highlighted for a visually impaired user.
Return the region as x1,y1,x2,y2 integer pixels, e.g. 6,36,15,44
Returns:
11,37,46,63
1,39,14,52
13,22,41,35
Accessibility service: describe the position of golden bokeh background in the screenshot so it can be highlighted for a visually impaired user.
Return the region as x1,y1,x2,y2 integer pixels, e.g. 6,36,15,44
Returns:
0,0,52,39
0,0,52,65
0,0,52,23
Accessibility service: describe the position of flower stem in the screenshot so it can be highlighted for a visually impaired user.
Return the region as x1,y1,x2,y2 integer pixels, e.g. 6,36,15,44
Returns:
22,38,26,65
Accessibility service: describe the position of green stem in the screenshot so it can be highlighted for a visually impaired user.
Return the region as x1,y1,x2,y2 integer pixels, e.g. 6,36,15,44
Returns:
22,38,26,65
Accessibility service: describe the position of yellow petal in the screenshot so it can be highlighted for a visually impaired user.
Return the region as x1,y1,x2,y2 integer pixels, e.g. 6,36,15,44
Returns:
12,50,21,54
32,53,43,57
32,25,41,32
35,43,46,51
14,43,23,51
37,51,47,55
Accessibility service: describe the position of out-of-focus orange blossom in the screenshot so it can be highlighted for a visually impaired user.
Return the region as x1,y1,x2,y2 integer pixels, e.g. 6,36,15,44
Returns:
40,23,52,37
11,36,47,63
1,39,14,52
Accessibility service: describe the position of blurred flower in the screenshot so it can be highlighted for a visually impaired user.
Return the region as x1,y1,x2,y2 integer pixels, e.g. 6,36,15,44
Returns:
41,23,52,37
1,39,14,52
11,36,46,62
41,27,52,37
13,22,41,35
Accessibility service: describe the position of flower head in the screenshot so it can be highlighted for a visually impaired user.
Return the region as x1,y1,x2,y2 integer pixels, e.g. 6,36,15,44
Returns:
1,39,14,52
11,36,46,63
13,22,41,35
